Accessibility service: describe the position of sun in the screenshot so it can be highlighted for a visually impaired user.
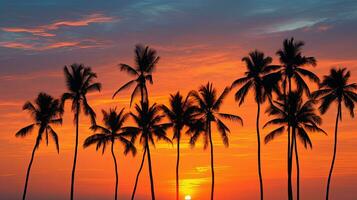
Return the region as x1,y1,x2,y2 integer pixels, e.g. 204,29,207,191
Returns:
184,195,192,200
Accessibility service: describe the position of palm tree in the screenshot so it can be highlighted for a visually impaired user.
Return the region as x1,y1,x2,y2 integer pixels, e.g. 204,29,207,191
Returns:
61,64,101,200
112,45,160,199
231,50,281,200
83,108,136,200
311,68,357,200
112,44,159,105
16,93,62,200
159,92,201,200
125,102,171,200
276,37,318,200
189,82,243,200
264,91,325,200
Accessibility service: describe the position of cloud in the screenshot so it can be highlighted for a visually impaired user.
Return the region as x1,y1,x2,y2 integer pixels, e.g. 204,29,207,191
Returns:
265,18,327,33
0,39,110,51
1,13,115,37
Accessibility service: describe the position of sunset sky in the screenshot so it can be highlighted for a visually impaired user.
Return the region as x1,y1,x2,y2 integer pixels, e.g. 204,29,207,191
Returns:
1,0,357,199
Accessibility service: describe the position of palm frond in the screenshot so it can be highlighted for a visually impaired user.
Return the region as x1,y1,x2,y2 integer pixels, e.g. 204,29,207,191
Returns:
217,113,243,125
264,126,285,144
15,124,35,137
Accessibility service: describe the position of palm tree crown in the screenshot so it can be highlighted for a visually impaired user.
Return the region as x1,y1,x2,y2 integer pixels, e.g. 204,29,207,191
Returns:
232,50,281,105
160,92,201,139
312,67,357,117
113,44,160,105
277,37,319,96
190,83,243,147
84,108,136,155
62,63,101,124
264,91,325,148
127,102,171,146
16,92,62,151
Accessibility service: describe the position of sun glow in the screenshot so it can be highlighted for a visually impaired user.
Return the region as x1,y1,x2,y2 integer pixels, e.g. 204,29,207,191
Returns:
185,195,192,200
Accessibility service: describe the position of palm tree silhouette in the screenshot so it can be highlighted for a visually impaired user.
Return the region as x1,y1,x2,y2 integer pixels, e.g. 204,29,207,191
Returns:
112,44,159,105
231,50,281,200
264,91,325,200
61,64,101,200
311,68,357,200
112,45,160,199
189,82,243,200
276,38,318,200
16,93,62,200
159,92,202,200
83,108,136,200
125,102,171,200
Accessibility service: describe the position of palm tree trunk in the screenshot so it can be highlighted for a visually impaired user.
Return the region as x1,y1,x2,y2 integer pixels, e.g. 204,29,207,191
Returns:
146,143,156,200
70,105,79,200
287,77,293,200
176,132,180,200
22,142,37,200
293,129,300,200
208,122,215,200
131,148,147,200
256,102,264,200
326,102,341,200
111,140,119,200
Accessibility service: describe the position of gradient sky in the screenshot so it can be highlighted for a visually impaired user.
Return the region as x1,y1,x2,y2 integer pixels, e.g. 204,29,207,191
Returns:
1,0,357,199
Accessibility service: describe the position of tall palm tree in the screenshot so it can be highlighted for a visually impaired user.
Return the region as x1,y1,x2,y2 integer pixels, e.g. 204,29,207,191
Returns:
276,37,318,200
125,102,171,200
112,45,160,199
264,91,325,200
159,92,201,200
83,108,136,200
311,68,357,200
231,50,281,200
112,44,159,105
61,64,101,200
189,82,243,200
16,93,62,200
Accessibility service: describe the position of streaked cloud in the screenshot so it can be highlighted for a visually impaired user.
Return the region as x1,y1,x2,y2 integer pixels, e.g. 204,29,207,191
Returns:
265,18,327,33
1,13,116,37
0,39,110,51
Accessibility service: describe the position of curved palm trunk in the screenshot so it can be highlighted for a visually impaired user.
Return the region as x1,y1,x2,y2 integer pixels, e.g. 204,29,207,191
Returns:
70,107,79,200
22,143,37,200
176,133,180,200
287,77,293,200
208,122,215,200
111,141,119,200
256,103,264,200
326,102,341,200
146,143,156,200
293,129,300,200
131,148,147,200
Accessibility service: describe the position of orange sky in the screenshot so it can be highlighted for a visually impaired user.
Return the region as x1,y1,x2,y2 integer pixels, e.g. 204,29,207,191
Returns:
1,50,356,200
1,1,357,199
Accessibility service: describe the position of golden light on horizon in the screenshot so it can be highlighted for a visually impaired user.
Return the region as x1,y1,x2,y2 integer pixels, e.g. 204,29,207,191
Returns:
184,195,192,200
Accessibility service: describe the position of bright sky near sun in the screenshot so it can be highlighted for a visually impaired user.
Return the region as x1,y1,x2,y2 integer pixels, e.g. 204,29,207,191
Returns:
0,0,357,199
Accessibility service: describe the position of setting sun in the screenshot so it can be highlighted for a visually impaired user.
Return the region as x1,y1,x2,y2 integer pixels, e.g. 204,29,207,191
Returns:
185,195,192,200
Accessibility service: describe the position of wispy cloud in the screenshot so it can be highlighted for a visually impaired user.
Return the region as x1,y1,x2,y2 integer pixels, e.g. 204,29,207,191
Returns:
1,13,116,37
265,18,327,33
0,39,110,51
